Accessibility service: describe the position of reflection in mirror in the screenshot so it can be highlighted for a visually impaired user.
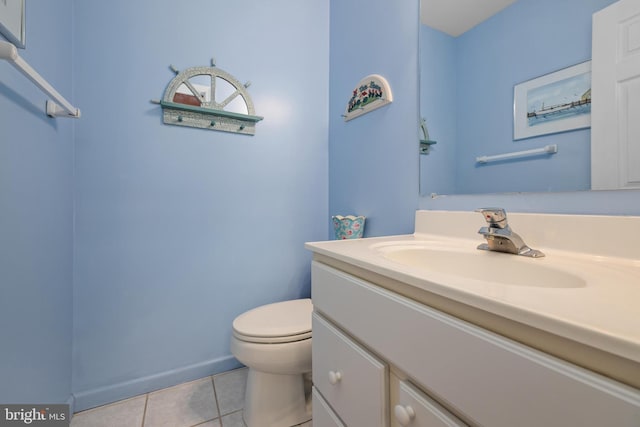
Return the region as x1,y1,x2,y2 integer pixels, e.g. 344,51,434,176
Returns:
172,74,214,107
225,94,249,115
419,0,617,196
173,82,202,106
216,77,248,115
189,75,212,103
172,75,249,115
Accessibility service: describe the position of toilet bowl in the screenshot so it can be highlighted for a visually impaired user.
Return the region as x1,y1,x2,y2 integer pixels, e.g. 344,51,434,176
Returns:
230,298,313,427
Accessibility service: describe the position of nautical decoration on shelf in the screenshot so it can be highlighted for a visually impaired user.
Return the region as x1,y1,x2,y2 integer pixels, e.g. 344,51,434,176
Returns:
343,74,392,121
151,58,263,135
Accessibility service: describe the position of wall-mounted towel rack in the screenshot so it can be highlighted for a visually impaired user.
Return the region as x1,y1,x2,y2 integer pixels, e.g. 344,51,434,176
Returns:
0,41,80,118
476,144,557,164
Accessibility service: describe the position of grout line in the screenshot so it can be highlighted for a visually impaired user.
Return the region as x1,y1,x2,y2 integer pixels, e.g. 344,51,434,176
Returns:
211,375,223,426
140,393,149,427
191,419,220,427
226,409,248,427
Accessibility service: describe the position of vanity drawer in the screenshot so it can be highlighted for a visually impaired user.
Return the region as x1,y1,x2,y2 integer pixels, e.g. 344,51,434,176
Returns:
312,312,388,427
312,261,640,427
394,380,467,427
312,387,346,427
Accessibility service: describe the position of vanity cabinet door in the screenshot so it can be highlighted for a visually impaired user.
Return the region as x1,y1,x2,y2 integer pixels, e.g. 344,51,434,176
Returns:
312,312,388,427
312,387,346,427
312,261,640,427
393,380,467,427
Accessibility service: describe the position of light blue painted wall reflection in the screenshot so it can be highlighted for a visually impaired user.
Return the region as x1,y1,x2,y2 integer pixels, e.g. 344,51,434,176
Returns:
419,0,640,215
420,26,456,195
421,0,615,195
0,0,74,405
72,0,329,409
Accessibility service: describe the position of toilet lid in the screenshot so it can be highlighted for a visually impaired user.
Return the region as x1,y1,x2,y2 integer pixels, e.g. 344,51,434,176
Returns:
233,298,312,344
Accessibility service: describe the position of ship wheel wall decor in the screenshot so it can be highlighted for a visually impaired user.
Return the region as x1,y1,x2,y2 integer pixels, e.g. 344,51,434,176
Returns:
343,74,393,122
153,60,263,135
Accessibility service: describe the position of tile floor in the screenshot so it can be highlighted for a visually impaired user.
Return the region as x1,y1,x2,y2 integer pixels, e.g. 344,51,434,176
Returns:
70,368,312,427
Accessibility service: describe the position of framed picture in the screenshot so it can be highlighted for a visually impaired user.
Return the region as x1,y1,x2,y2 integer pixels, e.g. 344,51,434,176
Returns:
0,0,25,48
513,61,591,140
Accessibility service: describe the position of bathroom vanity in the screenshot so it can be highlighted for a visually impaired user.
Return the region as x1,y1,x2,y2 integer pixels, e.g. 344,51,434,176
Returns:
305,210,640,427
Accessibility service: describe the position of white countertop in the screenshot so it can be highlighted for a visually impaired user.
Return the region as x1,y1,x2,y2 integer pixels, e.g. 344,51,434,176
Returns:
306,211,640,366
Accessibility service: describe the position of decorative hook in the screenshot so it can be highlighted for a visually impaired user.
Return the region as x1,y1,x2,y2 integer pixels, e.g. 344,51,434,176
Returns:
211,57,216,67
169,64,179,74
244,81,252,88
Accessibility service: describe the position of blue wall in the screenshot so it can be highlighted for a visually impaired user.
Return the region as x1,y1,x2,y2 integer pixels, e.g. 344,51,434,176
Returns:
0,0,74,405
71,0,329,410
2,0,640,414
329,0,419,238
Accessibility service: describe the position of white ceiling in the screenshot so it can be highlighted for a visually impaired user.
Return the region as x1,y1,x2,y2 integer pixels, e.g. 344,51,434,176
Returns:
421,0,517,37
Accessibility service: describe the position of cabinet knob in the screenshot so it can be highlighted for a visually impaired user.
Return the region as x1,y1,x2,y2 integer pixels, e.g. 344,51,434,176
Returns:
328,370,342,385
394,404,416,426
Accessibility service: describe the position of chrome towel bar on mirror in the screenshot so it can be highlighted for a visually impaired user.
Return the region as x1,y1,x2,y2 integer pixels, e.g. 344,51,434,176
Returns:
475,144,557,164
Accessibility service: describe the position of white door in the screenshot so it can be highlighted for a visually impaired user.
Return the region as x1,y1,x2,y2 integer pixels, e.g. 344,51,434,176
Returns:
591,0,640,190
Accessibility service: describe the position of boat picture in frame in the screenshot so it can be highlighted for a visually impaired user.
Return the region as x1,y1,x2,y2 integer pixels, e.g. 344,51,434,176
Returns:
514,61,591,140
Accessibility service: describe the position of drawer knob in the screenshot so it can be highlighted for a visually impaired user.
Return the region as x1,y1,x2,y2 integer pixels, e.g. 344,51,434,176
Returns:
328,370,342,385
394,404,416,426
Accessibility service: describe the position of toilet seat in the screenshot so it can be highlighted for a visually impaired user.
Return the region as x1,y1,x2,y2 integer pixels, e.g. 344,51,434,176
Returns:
232,298,312,344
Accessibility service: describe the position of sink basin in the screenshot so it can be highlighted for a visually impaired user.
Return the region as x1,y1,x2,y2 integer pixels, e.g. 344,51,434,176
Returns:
375,243,586,288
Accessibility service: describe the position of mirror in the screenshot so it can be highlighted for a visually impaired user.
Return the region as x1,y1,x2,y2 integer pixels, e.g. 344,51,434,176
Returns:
172,75,250,115
174,78,210,106
419,0,617,196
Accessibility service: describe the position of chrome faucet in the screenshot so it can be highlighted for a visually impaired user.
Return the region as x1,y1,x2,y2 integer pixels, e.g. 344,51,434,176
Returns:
475,208,544,258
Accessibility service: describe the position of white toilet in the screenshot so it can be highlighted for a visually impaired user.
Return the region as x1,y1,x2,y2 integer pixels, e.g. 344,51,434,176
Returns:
230,298,313,427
